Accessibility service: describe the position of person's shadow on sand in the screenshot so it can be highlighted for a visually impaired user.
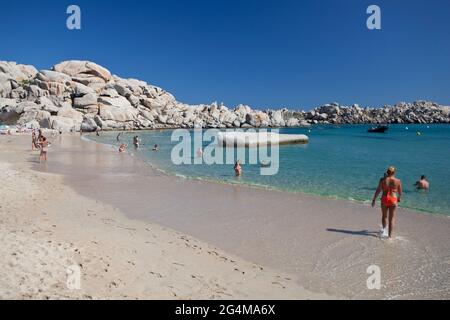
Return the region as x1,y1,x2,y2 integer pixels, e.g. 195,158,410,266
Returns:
326,228,379,238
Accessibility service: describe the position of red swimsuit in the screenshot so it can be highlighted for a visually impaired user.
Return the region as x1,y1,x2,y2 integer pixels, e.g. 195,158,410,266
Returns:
381,179,398,207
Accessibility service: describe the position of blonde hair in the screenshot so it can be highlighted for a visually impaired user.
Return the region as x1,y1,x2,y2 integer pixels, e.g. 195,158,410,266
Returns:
386,166,396,176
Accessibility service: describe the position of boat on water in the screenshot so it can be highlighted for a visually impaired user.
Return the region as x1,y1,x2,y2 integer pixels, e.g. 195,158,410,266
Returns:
217,131,309,147
367,125,389,133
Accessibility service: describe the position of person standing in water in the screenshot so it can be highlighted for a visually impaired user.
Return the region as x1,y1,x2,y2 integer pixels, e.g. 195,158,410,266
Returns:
37,131,44,148
31,130,38,150
234,160,242,176
372,166,402,239
39,136,49,162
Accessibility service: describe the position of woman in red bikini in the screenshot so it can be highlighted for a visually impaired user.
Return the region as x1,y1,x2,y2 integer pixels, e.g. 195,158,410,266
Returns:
372,166,402,239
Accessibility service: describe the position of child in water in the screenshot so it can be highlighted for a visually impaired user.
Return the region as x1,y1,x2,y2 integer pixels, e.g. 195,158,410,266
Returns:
119,143,126,153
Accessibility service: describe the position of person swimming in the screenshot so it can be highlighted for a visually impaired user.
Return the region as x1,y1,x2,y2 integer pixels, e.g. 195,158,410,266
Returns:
415,175,429,190
234,160,242,176
119,143,126,153
371,166,403,239
152,144,159,151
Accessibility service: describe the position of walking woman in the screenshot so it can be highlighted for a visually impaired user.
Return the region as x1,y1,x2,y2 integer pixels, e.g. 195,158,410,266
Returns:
371,166,402,239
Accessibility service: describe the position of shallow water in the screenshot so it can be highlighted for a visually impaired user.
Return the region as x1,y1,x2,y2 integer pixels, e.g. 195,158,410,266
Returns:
88,124,450,216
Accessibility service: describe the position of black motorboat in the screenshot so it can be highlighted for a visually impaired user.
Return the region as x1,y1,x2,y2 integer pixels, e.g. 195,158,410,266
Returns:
367,125,389,133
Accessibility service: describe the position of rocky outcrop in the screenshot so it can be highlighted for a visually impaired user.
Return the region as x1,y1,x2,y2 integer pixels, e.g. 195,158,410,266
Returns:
53,61,112,86
303,101,450,124
1,60,449,131
0,62,37,100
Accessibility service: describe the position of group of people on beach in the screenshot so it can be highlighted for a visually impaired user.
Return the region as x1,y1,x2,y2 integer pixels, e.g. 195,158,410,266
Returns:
371,166,429,239
31,129,50,162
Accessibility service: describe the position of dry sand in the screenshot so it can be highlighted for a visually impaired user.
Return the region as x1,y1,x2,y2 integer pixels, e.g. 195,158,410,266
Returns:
1,132,449,299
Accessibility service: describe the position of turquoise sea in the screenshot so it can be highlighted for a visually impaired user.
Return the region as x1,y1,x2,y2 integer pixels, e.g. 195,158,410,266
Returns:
88,124,450,216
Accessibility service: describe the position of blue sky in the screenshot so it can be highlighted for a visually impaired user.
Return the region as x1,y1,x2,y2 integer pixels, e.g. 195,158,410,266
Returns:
1,0,449,109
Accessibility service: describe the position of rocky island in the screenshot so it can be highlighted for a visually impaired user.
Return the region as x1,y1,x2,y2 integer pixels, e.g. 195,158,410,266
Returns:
1,60,449,132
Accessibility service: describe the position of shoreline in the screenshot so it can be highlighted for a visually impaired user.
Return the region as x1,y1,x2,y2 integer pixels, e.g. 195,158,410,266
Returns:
32,133,450,299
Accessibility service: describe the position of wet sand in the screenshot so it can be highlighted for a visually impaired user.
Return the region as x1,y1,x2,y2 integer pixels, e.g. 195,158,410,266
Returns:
33,133,450,299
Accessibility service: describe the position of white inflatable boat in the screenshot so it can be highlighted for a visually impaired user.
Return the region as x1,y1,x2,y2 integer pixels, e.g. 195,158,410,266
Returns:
217,131,309,147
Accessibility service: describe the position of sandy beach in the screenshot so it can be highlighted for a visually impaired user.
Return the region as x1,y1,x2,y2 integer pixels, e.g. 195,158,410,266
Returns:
1,132,449,299
0,133,330,299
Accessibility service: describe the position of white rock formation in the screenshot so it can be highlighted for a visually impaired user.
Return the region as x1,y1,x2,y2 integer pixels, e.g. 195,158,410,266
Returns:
1,60,448,131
